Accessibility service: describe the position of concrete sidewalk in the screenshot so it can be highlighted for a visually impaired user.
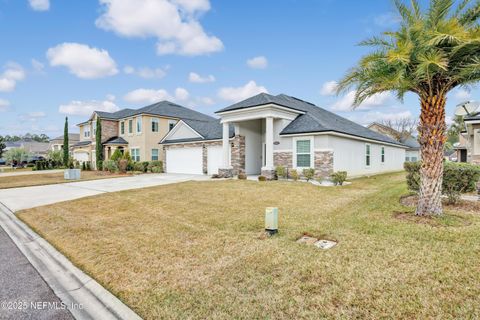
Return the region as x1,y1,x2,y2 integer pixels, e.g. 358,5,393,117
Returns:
0,173,209,212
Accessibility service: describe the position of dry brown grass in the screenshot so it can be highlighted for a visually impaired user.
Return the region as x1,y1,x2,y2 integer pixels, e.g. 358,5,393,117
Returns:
0,171,129,189
17,172,480,319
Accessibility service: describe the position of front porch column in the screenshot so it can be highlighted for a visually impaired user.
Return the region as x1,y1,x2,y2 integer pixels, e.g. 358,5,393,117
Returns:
261,116,276,180
218,122,233,178
264,116,274,169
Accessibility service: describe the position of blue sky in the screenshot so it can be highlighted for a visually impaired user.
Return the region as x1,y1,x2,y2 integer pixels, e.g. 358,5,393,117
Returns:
0,0,475,137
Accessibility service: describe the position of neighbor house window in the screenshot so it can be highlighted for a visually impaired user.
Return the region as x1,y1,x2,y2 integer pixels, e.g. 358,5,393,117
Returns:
128,119,133,134
151,149,159,161
92,121,96,135
366,144,371,167
405,156,410,162
295,139,312,168
411,156,418,162
120,122,125,135
136,117,142,133
381,146,385,163
131,148,140,162
151,118,159,132
168,120,177,131
84,128,90,138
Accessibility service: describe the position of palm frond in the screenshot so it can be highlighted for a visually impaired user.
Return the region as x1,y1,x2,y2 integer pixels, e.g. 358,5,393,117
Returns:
459,0,480,25
428,0,454,26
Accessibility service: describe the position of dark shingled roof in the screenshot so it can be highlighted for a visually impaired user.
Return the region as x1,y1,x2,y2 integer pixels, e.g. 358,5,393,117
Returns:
464,113,480,121
218,93,405,146
162,119,234,144
72,140,91,147
103,136,128,145
400,136,420,149
95,101,215,122
50,133,80,142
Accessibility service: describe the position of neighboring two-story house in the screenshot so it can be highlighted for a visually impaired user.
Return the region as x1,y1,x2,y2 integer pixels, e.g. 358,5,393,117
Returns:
72,101,216,168
49,133,80,152
456,113,480,165
367,122,421,162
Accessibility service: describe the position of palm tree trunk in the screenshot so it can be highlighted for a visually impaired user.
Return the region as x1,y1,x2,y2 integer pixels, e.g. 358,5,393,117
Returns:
416,95,446,216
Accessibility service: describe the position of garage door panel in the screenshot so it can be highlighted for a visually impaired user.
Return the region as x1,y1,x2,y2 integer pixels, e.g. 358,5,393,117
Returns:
166,148,203,174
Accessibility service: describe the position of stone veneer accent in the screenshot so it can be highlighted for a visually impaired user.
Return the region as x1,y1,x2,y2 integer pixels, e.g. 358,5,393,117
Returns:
261,169,276,180
314,151,334,178
162,135,245,176
101,120,119,142
274,152,292,168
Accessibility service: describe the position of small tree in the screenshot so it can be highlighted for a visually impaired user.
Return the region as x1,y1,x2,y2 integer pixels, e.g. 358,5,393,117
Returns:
5,148,30,164
0,135,5,158
95,118,103,170
63,117,69,166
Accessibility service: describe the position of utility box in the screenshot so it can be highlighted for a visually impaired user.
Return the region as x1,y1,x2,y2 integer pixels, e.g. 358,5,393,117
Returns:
265,207,278,235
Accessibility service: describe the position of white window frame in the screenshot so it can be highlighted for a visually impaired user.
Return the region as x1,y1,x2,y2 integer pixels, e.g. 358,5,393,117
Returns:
168,119,177,131
293,136,314,169
365,143,371,168
136,117,142,134
381,146,385,164
120,121,125,135
151,118,159,133
151,148,159,161
84,128,90,138
130,148,140,162
92,121,96,136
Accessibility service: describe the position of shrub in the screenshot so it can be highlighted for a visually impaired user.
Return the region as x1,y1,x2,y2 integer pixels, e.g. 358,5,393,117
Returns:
302,168,315,181
275,166,287,179
118,159,128,173
104,160,118,173
26,163,35,168
148,161,163,173
151,166,163,173
211,174,221,179
133,162,145,172
35,161,43,171
331,171,348,186
82,162,86,171
290,169,299,181
97,160,103,171
141,161,150,173
111,149,123,162
405,161,480,204
238,173,247,180
258,175,267,181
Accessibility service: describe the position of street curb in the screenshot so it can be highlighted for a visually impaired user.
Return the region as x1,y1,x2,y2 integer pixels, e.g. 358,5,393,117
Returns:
0,202,143,320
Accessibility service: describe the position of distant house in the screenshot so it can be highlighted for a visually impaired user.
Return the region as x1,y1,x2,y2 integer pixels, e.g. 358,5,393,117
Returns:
455,111,480,165
367,122,420,162
49,133,80,152
5,139,49,157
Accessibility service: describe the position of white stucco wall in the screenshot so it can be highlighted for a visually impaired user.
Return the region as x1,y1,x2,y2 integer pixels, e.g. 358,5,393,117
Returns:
405,150,420,162
316,135,405,177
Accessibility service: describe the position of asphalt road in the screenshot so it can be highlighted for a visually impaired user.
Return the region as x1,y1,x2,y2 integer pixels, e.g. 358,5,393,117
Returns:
0,226,74,320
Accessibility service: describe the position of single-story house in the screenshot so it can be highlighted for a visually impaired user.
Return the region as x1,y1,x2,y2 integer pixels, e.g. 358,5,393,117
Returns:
367,122,420,162
161,93,407,179
49,133,80,152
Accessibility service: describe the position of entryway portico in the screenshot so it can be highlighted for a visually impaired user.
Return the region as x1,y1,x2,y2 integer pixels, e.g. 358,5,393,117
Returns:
216,103,304,178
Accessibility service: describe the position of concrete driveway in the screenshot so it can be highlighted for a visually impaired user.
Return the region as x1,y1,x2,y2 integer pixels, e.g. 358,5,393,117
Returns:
0,173,209,212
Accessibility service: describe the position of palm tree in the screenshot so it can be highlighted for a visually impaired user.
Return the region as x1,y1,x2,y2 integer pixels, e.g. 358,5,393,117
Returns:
337,0,480,216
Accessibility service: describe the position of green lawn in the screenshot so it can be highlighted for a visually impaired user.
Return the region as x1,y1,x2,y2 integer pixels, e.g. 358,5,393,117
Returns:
17,172,480,319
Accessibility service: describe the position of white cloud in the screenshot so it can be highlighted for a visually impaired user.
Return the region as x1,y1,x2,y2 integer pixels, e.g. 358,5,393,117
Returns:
218,80,268,102
246,56,268,69
188,72,215,83
29,0,50,11
197,96,215,105
96,0,223,56
320,81,338,96
332,90,392,111
454,88,471,101
348,110,414,126
0,99,10,112
0,62,26,92
123,65,167,79
19,111,47,122
59,96,120,116
31,59,45,73
124,87,191,104
46,43,118,79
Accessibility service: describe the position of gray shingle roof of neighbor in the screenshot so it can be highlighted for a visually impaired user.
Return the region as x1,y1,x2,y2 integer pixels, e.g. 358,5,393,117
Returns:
72,140,91,147
103,136,128,145
50,133,80,142
162,119,235,144
217,93,406,147
400,136,420,149
95,101,216,122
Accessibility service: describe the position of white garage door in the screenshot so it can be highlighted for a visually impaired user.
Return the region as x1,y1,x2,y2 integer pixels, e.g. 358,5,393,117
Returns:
207,146,223,175
73,152,89,162
166,147,203,174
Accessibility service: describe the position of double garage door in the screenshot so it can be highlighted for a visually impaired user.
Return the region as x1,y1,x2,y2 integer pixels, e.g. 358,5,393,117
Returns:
165,146,222,175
